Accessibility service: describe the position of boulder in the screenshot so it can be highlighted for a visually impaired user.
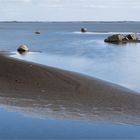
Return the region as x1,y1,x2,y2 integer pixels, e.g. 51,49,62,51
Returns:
81,28,87,33
104,34,126,43
104,33,139,43
17,45,29,54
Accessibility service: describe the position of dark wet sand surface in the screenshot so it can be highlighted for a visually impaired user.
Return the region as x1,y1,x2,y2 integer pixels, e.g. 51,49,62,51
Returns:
0,55,140,124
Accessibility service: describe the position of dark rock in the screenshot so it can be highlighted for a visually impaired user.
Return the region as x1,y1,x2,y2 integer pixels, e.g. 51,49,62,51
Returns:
81,28,87,33
35,32,40,34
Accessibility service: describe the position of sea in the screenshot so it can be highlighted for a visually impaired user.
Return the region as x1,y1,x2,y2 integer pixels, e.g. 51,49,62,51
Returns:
0,22,140,139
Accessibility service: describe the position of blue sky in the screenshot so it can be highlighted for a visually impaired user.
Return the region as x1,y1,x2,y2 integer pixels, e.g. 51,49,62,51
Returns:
0,0,140,21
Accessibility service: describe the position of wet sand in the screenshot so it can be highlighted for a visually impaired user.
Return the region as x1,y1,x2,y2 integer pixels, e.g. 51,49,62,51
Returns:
0,55,140,124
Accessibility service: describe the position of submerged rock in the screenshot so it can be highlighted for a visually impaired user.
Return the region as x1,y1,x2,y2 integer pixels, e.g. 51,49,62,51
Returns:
17,45,29,54
35,31,41,34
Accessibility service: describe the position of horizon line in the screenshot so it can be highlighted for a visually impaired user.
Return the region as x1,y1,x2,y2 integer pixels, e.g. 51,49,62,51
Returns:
0,20,140,23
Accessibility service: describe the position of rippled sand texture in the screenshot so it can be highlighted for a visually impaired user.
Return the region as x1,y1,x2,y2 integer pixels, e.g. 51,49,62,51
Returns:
0,55,140,124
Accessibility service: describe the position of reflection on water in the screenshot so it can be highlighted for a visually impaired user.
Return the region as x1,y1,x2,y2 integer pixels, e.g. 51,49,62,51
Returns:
0,86,140,138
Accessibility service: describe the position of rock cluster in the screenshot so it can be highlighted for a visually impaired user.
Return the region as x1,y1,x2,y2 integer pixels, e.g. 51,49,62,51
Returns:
104,33,139,43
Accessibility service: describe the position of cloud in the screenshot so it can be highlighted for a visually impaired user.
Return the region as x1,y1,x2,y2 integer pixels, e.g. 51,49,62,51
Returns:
0,0,140,21
1,0,140,8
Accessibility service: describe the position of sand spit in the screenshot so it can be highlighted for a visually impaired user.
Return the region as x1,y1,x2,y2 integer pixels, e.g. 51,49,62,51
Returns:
0,55,140,124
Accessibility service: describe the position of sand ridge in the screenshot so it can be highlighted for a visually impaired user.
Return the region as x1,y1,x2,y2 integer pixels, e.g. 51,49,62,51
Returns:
0,55,140,124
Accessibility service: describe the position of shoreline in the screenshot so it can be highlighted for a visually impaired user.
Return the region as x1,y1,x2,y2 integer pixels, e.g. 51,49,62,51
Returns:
0,55,140,124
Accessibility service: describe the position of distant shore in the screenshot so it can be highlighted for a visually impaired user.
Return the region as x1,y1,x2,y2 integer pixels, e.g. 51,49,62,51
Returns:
0,54,140,123
0,21,140,23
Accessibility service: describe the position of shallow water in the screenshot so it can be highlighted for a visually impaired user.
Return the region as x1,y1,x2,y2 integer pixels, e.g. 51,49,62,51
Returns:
1,22,140,139
1,106,140,139
11,26,140,93
0,107,140,139
13,41,140,93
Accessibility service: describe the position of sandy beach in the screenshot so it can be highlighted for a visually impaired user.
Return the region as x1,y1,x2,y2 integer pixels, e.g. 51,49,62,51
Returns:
0,54,140,124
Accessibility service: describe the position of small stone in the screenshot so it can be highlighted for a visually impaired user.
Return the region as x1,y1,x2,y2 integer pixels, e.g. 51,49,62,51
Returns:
35,31,40,34
81,28,87,33
41,90,46,93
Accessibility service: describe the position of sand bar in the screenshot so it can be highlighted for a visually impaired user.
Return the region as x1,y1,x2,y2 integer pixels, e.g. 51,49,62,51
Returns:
0,55,140,124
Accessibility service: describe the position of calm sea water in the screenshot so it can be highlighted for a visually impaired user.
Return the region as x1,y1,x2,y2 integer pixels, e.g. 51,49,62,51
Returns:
0,22,140,139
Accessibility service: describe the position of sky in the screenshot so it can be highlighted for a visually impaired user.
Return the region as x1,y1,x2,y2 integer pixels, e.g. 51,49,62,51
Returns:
0,0,140,21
